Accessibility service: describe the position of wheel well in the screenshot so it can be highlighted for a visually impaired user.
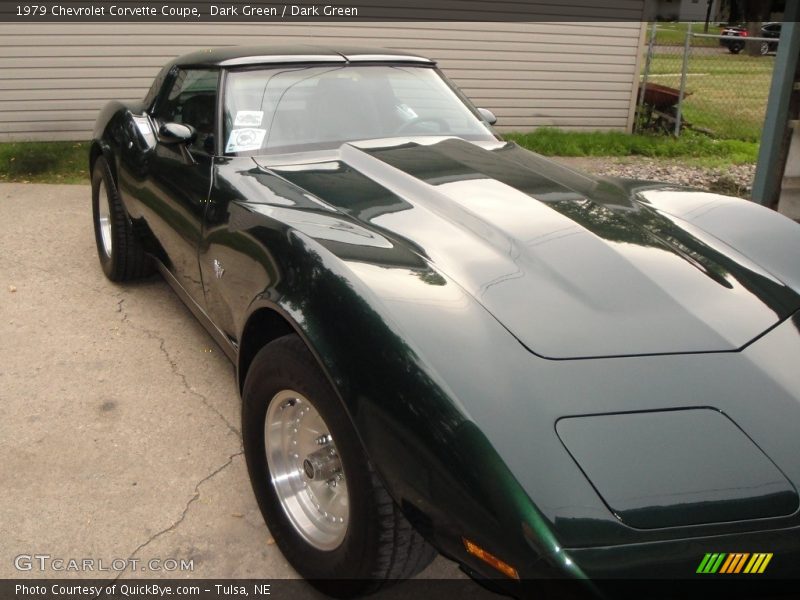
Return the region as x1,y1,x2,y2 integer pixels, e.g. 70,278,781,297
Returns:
238,308,295,393
89,142,115,183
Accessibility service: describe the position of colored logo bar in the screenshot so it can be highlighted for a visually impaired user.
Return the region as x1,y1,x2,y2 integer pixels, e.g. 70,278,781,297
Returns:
696,553,773,574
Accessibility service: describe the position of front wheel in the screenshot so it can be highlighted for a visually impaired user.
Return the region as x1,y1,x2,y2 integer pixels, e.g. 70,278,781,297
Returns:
91,155,152,281
760,41,770,55
242,335,436,597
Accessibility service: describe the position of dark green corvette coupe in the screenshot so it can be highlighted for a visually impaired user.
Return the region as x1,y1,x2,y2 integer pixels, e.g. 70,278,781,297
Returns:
90,46,800,597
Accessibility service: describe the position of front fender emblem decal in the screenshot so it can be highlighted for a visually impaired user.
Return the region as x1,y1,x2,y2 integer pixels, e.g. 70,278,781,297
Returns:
212,259,225,279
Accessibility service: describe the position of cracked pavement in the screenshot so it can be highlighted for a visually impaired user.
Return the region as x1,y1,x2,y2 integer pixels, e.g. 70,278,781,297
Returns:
0,183,470,591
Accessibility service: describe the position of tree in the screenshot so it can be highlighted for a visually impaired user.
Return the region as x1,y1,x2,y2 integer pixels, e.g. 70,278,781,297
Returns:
725,0,743,24
743,0,774,55
704,0,714,32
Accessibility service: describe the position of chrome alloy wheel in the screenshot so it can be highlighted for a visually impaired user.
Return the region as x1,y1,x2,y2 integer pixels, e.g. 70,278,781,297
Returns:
97,179,113,257
265,389,349,550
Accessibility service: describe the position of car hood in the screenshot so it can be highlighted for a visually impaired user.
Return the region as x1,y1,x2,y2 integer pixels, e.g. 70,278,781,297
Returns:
254,138,800,359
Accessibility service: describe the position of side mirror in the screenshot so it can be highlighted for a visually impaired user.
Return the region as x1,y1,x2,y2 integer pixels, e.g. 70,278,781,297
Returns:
477,108,497,126
158,122,195,144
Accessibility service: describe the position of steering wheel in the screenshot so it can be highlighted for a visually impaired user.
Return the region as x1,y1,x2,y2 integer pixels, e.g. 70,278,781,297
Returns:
394,117,449,136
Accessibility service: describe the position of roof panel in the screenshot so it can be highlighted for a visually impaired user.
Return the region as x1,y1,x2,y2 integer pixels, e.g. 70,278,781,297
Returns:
172,45,434,68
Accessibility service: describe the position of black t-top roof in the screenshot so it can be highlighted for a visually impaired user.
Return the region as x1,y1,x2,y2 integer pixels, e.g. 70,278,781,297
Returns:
171,45,435,68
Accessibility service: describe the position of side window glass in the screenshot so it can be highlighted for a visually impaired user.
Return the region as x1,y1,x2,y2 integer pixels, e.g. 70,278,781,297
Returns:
156,69,218,153
142,67,168,111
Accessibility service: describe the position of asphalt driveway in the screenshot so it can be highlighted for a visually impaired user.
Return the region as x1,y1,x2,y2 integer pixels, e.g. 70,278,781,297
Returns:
0,183,482,595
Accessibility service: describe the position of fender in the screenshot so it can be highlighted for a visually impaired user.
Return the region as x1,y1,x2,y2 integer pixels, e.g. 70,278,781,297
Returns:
233,223,576,579
637,186,800,291
92,100,152,221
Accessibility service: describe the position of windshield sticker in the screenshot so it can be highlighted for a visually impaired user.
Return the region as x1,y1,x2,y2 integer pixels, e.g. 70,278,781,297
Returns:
226,128,267,153
234,110,264,127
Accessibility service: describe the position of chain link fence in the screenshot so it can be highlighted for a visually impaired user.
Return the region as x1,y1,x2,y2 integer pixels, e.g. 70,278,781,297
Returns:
636,23,777,141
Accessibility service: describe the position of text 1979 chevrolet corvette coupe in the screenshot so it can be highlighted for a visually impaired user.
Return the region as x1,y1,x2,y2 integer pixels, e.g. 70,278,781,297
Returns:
91,46,800,596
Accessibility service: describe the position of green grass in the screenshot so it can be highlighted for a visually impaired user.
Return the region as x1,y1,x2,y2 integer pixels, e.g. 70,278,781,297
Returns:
644,52,773,141
654,22,724,47
0,132,757,186
505,128,758,164
0,141,89,184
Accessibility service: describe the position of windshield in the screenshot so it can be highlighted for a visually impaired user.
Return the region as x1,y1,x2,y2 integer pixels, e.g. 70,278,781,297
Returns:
223,65,495,155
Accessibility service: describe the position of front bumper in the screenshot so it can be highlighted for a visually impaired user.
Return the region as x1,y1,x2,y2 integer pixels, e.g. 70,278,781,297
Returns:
569,524,800,579
450,524,800,599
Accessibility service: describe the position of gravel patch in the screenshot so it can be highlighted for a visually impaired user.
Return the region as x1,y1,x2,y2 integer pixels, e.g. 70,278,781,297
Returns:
555,157,755,199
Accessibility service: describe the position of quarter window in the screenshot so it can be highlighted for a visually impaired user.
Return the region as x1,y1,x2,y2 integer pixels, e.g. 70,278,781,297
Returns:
143,67,168,111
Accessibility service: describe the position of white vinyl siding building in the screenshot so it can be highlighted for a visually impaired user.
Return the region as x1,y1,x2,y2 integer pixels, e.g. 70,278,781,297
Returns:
0,20,647,141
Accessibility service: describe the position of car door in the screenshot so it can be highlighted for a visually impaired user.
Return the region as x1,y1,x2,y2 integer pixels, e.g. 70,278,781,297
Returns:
144,67,219,304
764,23,781,39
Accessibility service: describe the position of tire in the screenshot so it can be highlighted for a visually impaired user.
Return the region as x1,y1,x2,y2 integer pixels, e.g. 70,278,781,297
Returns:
729,42,743,54
91,155,152,281
242,335,437,597
759,41,770,56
